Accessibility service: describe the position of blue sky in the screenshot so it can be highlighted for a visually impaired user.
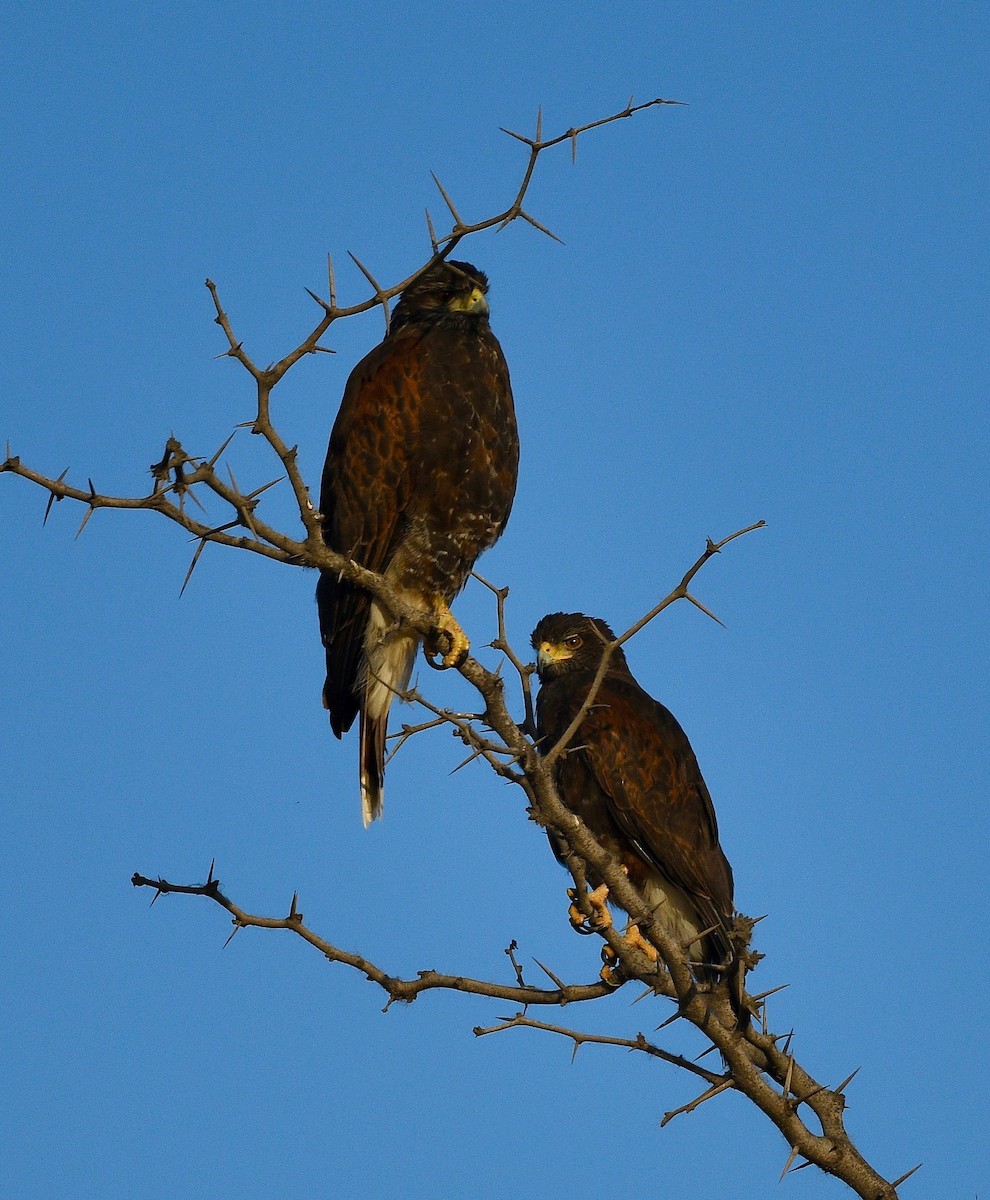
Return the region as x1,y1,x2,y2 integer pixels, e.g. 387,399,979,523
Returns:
2,4,987,1197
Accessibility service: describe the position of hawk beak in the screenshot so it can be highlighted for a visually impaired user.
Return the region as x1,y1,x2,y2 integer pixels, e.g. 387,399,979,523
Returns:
536,641,566,669
450,286,489,316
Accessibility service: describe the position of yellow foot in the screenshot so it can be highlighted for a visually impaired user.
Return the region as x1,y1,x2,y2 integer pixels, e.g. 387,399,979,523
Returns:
623,923,659,962
598,927,658,987
425,601,469,670
567,883,611,934
599,945,624,988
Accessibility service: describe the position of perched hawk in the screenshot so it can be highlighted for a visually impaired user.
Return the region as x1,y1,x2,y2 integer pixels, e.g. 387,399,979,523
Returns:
532,612,736,981
318,260,518,824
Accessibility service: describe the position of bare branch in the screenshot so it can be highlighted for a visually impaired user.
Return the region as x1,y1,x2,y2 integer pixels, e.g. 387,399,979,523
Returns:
130,869,613,1010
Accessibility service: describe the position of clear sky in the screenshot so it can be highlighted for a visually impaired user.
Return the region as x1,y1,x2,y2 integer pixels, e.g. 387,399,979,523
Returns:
2,4,987,1198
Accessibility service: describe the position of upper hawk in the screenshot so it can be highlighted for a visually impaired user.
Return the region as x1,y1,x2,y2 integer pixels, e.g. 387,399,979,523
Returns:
532,613,738,985
317,260,518,824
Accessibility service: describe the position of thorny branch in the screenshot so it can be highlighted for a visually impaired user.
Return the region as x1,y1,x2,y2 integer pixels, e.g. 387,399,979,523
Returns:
130,866,614,1011
6,99,912,1199
130,521,908,1199
2,99,681,647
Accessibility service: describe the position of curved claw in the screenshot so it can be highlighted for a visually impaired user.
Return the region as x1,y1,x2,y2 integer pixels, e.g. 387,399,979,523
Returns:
424,602,470,670
566,883,612,934
599,945,626,988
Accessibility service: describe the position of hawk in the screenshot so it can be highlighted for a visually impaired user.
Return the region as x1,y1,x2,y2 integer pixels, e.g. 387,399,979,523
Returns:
317,260,518,825
532,612,736,983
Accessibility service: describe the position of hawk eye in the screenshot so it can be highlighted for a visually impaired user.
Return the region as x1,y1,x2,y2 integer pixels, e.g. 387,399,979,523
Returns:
564,635,583,650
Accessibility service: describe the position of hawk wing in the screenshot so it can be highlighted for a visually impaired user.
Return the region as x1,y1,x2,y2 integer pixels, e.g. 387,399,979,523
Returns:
317,314,517,732
317,325,425,734
553,672,734,927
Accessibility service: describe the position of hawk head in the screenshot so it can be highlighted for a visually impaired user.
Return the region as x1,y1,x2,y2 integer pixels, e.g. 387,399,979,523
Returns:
531,612,630,681
392,260,490,331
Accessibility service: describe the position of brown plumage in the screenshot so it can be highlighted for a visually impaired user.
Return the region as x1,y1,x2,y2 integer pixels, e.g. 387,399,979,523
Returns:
318,261,518,824
532,612,736,981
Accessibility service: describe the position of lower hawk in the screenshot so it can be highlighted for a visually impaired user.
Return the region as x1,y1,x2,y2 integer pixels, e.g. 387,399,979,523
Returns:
532,612,738,985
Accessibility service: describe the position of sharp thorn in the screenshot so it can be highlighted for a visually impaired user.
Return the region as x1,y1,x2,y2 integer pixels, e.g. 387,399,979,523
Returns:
499,126,533,147
778,1145,800,1182
223,922,241,949
43,488,60,525
750,984,788,1002
889,1163,923,1190
520,210,564,243
305,286,332,314
180,540,207,597
685,591,726,627
532,958,565,990
684,922,720,948
782,1054,794,1100
75,507,94,539
429,171,462,224
207,429,238,468
347,250,382,293
247,476,283,500
834,1066,861,1095
207,858,216,884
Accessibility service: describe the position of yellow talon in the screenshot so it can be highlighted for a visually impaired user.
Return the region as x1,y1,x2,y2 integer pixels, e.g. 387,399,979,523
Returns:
623,923,659,962
427,601,469,669
567,883,612,933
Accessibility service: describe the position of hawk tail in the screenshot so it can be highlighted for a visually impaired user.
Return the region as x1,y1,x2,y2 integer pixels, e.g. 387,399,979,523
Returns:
357,603,419,824
359,708,387,826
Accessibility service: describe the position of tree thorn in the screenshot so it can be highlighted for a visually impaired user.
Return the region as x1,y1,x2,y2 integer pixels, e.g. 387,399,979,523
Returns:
834,1066,861,1096
425,208,439,253
519,210,564,243
430,172,463,225
327,252,337,308
43,469,69,525
499,124,533,147
75,506,95,539
180,539,208,597
207,429,238,469
305,287,332,315
889,1163,923,1190
778,1145,801,1182
532,958,565,990
685,591,726,627
750,983,788,1003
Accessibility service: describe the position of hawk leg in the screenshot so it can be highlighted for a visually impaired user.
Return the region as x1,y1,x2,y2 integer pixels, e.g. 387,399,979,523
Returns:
425,600,470,670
